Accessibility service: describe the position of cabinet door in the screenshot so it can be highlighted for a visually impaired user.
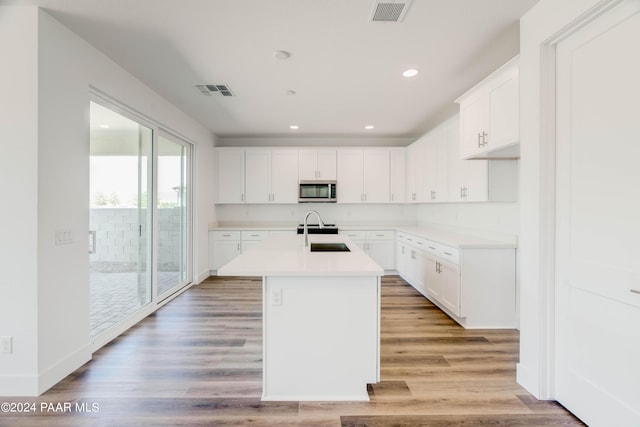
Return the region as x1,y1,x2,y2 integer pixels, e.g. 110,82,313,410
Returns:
337,150,364,203
412,249,428,296
217,149,245,203
460,95,489,158
271,150,299,203
489,73,519,150
245,150,271,203
363,150,390,203
423,136,438,202
298,150,318,181
406,144,418,202
425,256,442,299
316,150,337,180
448,134,466,202
389,149,406,203
397,242,411,280
440,262,460,316
435,133,450,202
212,241,241,270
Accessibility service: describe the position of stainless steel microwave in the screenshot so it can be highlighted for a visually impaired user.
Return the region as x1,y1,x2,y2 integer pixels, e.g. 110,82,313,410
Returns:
298,181,337,203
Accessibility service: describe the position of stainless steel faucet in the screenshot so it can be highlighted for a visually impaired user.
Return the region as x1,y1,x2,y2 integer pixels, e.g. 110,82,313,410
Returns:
303,210,325,247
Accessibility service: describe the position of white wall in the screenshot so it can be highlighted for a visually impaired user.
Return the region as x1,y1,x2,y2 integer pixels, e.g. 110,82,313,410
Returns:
518,0,606,399
0,7,40,395
0,6,215,396
417,202,519,236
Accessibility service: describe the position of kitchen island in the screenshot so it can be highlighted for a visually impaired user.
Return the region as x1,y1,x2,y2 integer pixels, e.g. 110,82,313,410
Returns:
217,233,383,401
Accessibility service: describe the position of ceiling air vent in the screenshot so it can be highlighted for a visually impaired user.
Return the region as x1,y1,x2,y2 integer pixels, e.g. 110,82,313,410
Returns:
195,84,234,97
370,0,411,22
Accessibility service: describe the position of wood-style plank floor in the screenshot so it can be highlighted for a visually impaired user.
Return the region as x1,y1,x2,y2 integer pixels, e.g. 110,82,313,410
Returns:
0,276,584,426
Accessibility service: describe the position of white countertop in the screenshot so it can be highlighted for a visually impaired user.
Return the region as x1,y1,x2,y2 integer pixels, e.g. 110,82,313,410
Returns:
217,234,384,277
209,222,516,249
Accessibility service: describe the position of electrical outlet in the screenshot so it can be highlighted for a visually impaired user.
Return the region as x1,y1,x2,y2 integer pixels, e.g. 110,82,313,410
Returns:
271,288,282,306
0,336,12,354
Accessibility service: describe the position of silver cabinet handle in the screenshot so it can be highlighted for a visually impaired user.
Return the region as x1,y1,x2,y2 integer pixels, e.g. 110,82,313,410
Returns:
88,230,97,254
478,132,483,148
428,246,436,250
482,131,489,146
444,251,453,256
241,193,245,202
222,234,231,237
631,289,640,294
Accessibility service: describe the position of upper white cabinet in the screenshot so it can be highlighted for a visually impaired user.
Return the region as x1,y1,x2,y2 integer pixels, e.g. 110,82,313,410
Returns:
216,148,245,204
245,149,299,203
448,122,518,202
456,56,520,159
389,149,406,203
299,149,336,180
423,125,450,203
406,142,425,202
337,149,390,203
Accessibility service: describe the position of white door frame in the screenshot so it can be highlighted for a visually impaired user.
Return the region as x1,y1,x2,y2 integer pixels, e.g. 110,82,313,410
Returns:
534,0,625,399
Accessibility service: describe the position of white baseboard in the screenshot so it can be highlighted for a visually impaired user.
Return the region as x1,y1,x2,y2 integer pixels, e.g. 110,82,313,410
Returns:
0,345,91,396
38,344,91,395
196,270,210,284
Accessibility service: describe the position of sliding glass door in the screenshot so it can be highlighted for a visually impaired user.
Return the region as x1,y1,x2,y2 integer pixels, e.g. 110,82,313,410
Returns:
89,102,153,338
157,134,190,299
89,100,192,341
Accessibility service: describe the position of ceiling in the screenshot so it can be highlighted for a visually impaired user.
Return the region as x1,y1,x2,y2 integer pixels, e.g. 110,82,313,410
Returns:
7,0,537,140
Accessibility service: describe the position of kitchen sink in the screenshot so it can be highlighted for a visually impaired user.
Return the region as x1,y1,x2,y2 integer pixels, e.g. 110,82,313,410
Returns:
310,243,350,252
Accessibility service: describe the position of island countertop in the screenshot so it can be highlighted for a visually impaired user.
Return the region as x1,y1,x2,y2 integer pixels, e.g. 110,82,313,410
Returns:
217,234,384,277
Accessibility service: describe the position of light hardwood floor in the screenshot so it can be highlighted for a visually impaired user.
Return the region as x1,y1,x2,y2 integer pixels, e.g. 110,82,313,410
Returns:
0,276,584,426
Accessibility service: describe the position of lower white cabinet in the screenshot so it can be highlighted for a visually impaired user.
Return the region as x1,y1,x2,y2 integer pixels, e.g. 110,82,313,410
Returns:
340,229,395,270
396,231,515,328
209,231,242,271
210,229,295,271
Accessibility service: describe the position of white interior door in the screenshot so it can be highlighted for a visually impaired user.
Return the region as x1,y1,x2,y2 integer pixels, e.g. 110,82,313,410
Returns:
555,2,640,426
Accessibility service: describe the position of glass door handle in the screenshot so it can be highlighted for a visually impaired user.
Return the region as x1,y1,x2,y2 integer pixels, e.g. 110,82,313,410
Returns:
89,230,97,254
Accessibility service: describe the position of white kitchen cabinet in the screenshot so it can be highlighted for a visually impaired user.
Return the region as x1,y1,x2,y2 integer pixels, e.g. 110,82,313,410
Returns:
448,122,518,202
439,260,460,316
397,232,428,294
456,56,520,159
216,149,245,204
299,149,336,180
245,149,298,204
405,141,425,203
340,229,395,270
337,149,390,203
396,230,515,328
209,231,242,270
210,229,295,272
423,126,450,203
389,149,406,203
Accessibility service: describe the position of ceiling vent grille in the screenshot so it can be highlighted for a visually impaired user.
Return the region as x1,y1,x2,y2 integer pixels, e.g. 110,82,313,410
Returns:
195,84,234,97
370,0,411,22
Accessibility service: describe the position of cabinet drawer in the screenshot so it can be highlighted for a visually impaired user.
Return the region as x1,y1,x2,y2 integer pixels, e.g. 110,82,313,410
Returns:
411,236,429,250
212,230,241,241
438,246,459,264
425,241,459,264
366,230,394,240
339,230,366,240
241,230,269,241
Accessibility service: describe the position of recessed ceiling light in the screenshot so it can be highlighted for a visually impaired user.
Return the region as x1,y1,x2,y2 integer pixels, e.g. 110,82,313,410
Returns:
99,124,109,129
274,50,291,60
289,125,299,130
365,125,374,130
402,68,419,77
